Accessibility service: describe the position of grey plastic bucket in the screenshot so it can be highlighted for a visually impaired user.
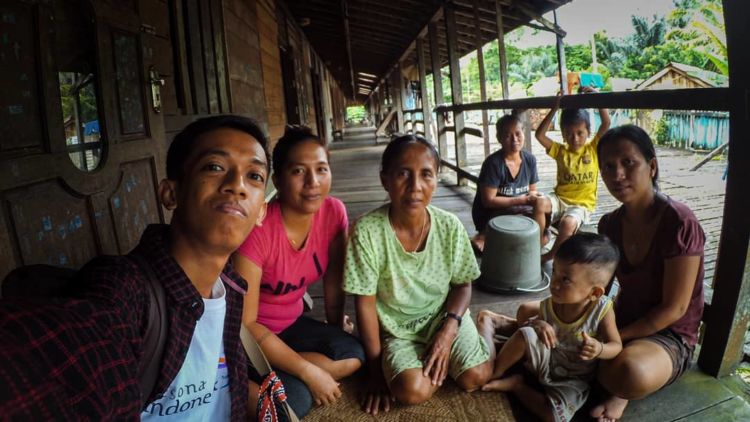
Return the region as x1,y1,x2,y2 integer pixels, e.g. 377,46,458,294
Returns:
478,215,549,293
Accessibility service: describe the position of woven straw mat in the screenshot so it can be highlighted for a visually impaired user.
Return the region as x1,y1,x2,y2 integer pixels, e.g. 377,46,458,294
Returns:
304,376,515,421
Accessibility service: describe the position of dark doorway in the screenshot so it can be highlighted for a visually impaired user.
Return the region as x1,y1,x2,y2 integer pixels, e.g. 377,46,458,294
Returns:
279,46,300,125
310,69,326,138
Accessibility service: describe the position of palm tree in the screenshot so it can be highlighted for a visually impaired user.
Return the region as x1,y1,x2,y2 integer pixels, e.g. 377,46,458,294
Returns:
630,15,667,52
667,0,727,75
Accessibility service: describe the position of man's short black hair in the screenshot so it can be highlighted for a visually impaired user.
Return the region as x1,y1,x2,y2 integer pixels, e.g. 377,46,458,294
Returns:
556,232,620,286
166,115,270,181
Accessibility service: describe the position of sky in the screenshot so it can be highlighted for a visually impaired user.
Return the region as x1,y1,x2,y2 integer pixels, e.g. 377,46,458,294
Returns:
511,0,678,48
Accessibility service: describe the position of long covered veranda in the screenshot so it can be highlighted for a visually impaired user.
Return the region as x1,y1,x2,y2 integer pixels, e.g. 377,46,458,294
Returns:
0,0,748,420
297,0,750,419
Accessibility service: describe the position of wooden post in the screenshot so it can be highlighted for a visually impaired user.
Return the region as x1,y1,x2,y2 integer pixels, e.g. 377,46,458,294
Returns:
697,0,750,378
377,88,384,124
416,38,432,140
445,3,468,186
373,90,380,126
495,0,509,100
428,21,447,160
554,10,568,95
395,65,405,133
473,0,490,157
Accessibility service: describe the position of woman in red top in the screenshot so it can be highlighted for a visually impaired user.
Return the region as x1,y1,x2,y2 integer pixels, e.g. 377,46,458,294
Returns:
592,125,705,422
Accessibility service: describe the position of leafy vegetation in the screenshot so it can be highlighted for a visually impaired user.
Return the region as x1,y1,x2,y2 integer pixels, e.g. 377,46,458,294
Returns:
440,0,726,100
346,105,367,121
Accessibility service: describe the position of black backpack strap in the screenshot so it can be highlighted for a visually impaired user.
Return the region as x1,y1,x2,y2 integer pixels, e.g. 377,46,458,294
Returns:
128,253,168,408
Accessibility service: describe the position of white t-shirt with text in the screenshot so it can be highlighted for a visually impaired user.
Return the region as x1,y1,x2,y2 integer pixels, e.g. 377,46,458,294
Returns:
141,279,231,421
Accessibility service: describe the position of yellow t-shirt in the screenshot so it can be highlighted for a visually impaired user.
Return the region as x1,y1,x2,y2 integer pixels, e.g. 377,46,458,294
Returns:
547,136,600,211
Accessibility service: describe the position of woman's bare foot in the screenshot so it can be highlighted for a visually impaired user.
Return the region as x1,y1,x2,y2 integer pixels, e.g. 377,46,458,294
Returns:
481,374,524,393
471,233,485,255
590,395,629,422
477,310,518,337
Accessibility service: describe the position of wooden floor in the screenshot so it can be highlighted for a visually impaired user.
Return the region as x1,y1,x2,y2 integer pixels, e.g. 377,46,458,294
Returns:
304,138,750,421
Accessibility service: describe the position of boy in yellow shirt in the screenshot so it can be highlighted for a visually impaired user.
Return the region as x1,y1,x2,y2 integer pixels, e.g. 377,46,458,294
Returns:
535,89,610,261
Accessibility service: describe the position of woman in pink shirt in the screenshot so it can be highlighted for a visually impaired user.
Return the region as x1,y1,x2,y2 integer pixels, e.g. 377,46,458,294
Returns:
234,126,364,418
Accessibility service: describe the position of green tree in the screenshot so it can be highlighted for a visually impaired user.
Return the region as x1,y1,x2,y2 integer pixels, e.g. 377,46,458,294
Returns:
667,0,727,74
622,40,707,80
565,44,592,71
630,15,667,51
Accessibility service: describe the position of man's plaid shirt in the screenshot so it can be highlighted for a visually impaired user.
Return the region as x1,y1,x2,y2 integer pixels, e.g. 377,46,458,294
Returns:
0,224,250,420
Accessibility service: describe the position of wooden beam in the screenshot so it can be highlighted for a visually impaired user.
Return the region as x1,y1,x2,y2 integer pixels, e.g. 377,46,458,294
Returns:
690,142,729,171
375,108,397,137
454,14,503,35
341,0,357,99
697,0,750,378
440,159,479,184
515,1,566,37
473,0,490,157
428,20,447,159
452,24,496,45
416,37,433,141
554,10,568,94
495,0,509,100
433,89,731,113
445,3,468,186
364,6,444,105
454,6,561,35
395,65,405,133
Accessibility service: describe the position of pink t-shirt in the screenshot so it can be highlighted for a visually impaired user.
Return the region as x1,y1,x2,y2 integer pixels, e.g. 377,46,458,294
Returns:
237,196,348,333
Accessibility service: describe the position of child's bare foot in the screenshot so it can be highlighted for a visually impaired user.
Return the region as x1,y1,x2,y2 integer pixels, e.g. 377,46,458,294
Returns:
590,395,629,422
481,374,523,393
477,310,518,337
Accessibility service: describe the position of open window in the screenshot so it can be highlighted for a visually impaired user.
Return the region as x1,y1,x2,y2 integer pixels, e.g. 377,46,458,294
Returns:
54,0,104,172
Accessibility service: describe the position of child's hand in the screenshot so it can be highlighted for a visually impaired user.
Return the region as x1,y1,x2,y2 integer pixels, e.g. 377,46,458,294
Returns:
529,319,557,348
553,91,562,108
579,85,598,94
524,192,544,206
579,332,602,361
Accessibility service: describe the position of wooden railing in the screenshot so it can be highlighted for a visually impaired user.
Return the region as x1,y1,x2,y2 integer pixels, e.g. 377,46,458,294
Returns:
431,88,731,186
428,85,750,377
402,108,425,136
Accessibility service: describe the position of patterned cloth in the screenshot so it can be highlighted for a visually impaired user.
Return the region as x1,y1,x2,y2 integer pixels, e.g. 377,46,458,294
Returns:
0,224,250,420
344,204,488,381
343,204,481,340
257,371,289,422
381,309,489,382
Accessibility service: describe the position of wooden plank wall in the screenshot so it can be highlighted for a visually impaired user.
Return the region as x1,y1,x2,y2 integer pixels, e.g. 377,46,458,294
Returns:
223,0,268,129
257,0,285,145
